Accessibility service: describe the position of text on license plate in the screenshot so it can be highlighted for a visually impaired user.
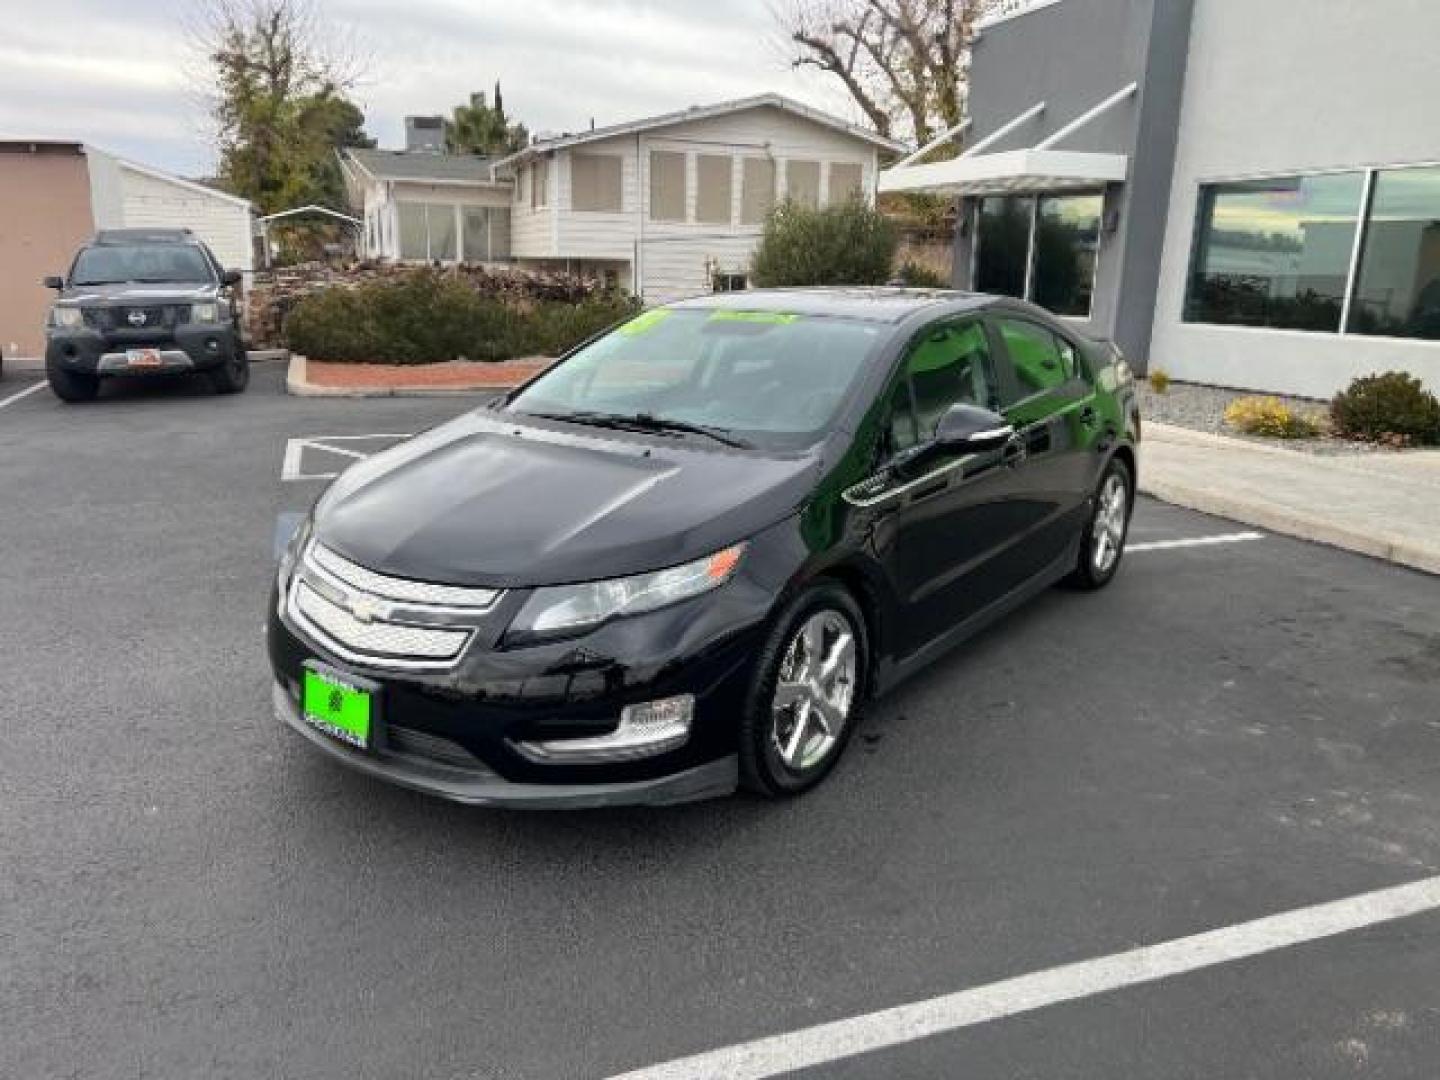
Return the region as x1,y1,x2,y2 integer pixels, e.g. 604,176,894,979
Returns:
302,668,372,749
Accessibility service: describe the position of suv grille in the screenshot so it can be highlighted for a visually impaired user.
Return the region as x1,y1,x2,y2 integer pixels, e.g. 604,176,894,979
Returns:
285,543,504,671
83,305,184,331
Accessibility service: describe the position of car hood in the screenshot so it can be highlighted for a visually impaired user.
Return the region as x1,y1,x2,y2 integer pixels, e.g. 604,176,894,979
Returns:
313,410,820,588
60,282,219,304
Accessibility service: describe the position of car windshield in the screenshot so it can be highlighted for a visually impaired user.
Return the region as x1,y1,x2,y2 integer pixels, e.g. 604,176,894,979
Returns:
507,308,885,450
70,244,214,286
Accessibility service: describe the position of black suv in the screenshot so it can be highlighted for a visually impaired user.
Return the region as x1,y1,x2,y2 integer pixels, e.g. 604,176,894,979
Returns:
43,229,249,402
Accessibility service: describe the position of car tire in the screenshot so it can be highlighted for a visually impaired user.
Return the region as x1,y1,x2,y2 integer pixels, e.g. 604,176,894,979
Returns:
210,349,250,394
1066,456,1133,590
739,581,868,798
47,361,99,403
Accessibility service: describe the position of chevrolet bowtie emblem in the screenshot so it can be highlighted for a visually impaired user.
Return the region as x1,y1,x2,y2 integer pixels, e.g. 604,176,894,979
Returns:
346,594,390,623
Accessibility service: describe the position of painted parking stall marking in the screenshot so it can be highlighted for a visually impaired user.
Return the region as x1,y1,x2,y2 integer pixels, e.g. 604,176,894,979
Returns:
609,874,1440,1080
281,433,412,481
1127,531,1264,553
0,380,49,412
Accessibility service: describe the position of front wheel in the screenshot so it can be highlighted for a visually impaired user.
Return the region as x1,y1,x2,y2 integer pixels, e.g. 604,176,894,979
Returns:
47,361,99,403
1066,457,1133,590
210,349,250,394
739,582,868,798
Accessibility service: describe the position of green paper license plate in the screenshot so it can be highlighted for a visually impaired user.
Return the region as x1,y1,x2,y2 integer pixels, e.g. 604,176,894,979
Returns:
302,665,374,749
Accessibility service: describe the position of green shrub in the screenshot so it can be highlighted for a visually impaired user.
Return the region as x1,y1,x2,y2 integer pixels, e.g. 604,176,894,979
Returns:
1330,371,1440,445
751,198,898,287
893,260,950,288
1224,396,1324,439
284,270,639,363
1147,369,1171,394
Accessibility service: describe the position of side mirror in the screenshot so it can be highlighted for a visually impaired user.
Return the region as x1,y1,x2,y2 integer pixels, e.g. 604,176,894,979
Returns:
934,402,1014,454
43,275,64,290
221,269,243,287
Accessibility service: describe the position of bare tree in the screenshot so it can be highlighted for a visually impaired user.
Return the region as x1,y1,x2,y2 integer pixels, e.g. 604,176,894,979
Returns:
781,0,1018,146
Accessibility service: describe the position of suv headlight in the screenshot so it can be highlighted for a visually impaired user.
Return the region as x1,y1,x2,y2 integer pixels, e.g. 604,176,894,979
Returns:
190,302,221,323
507,544,745,643
50,306,84,329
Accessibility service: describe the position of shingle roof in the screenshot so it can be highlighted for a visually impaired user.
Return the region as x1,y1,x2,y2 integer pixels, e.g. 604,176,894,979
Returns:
344,148,500,184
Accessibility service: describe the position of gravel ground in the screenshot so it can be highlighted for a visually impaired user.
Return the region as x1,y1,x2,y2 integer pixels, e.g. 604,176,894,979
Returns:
1136,381,1407,456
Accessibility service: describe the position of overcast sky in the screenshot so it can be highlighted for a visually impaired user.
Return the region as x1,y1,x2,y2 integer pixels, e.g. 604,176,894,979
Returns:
0,0,859,177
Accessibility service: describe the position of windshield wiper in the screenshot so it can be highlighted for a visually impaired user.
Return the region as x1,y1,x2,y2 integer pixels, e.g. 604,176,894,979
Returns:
525,410,751,449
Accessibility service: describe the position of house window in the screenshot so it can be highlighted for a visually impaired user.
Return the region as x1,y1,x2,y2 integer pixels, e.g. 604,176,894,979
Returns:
532,158,550,209
429,204,458,262
741,158,775,225
572,153,623,213
462,207,511,262
1033,194,1102,318
975,196,1031,299
650,150,686,222
396,202,466,262
696,155,733,225
397,203,429,260
1350,165,1440,340
713,272,747,293
786,160,820,209
829,163,864,205
1185,172,1364,332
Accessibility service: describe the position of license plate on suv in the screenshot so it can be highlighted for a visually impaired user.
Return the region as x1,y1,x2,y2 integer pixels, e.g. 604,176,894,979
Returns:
125,348,164,368
302,664,377,749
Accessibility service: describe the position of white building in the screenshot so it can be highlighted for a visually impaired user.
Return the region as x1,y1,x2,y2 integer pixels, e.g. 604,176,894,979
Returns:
340,95,903,303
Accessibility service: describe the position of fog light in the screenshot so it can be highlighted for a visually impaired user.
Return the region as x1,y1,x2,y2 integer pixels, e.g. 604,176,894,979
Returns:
206,338,220,353
513,694,694,763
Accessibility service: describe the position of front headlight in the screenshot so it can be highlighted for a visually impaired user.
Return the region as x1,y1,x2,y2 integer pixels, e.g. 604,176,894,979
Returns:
507,544,745,643
50,306,84,329
190,302,221,323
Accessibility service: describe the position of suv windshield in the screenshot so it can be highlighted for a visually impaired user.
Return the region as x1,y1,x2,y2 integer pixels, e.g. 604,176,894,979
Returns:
508,309,885,450
70,244,215,286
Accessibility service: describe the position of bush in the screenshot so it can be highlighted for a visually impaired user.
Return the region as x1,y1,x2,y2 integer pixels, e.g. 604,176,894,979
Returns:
284,270,640,363
1148,369,1171,394
1330,371,1440,445
1224,396,1324,439
893,260,950,288
751,198,898,287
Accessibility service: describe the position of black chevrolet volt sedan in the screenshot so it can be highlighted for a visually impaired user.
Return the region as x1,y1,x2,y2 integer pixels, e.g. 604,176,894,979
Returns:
269,288,1140,807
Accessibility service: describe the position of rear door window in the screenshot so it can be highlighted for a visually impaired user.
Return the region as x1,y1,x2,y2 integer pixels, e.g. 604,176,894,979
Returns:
994,318,1073,404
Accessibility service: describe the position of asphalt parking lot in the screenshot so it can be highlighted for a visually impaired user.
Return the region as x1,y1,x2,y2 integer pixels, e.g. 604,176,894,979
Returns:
3,362,1439,1079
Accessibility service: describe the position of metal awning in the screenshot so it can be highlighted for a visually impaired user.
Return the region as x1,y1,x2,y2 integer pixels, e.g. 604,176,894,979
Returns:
879,84,1136,197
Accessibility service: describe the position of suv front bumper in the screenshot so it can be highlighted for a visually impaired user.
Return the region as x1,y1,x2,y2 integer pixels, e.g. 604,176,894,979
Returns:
46,325,240,376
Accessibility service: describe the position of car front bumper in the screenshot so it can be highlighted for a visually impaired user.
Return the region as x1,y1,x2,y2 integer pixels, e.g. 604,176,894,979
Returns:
46,325,239,375
273,681,738,807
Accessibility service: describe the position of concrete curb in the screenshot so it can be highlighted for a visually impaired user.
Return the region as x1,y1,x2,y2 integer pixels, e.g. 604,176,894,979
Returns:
285,354,521,398
1140,422,1440,576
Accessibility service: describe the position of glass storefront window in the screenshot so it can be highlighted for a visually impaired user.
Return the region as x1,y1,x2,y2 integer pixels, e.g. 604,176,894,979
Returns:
1350,166,1440,340
975,196,1030,299
1184,173,1364,332
1033,194,1102,317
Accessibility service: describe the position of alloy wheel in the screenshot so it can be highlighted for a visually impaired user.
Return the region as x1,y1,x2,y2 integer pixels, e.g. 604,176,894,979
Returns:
770,609,857,772
1091,472,1129,574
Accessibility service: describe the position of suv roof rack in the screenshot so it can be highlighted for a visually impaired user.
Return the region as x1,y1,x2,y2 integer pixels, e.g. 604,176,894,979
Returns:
93,228,197,245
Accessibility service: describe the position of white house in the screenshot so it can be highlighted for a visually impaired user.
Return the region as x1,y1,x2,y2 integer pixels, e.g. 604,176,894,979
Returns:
340,95,904,302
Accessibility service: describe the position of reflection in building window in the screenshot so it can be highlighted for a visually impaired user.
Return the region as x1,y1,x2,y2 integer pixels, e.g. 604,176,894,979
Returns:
1350,166,1440,340
1034,194,1102,317
1185,173,1364,332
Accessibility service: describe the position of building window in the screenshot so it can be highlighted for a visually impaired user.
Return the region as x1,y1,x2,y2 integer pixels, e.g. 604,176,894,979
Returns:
1034,194,1102,318
975,196,1031,299
1185,172,1364,332
397,202,473,262
713,272,747,293
428,204,458,262
1350,165,1440,340
532,158,550,209
397,202,429,260
786,160,821,209
572,153,623,213
696,155,733,225
650,150,687,222
741,158,775,225
462,207,512,262
829,162,864,205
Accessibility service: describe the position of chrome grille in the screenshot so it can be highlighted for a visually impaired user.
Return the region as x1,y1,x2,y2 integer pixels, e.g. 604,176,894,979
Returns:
309,544,501,610
292,581,469,661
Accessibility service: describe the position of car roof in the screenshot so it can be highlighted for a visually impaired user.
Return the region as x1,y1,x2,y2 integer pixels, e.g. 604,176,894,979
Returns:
92,228,199,246
668,287,994,324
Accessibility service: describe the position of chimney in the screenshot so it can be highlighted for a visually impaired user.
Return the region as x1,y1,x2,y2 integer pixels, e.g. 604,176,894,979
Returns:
404,115,445,153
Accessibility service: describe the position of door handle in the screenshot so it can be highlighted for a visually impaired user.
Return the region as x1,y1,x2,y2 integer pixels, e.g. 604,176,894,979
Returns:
1079,404,1099,427
1001,436,1027,468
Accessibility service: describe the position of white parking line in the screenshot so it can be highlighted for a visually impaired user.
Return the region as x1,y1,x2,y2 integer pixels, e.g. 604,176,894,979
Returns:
1128,531,1263,553
609,874,1440,1080
281,434,413,482
0,380,48,411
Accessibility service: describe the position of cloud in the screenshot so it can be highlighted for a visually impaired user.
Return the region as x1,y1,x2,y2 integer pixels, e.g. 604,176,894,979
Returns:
0,0,864,178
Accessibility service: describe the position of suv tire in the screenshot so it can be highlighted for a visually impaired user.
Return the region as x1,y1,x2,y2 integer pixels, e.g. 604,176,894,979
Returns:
47,361,99,403
210,349,250,394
